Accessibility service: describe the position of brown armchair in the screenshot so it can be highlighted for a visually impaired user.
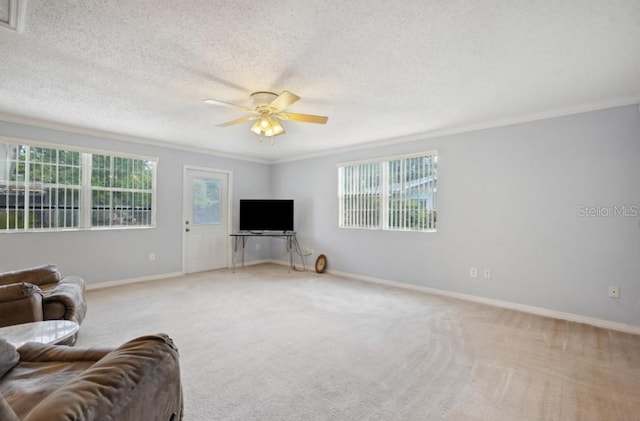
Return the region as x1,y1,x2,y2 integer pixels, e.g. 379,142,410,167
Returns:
0,265,87,343
0,334,183,420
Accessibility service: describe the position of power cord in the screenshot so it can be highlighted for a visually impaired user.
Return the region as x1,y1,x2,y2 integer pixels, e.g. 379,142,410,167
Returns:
290,235,307,272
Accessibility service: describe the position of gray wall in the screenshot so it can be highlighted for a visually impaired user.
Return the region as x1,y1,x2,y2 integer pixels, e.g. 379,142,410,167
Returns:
0,121,272,283
2,105,639,325
272,105,640,326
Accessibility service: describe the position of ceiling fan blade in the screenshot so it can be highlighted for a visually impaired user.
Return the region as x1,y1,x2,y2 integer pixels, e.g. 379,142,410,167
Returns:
204,99,255,112
269,91,300,112
216,115,259,127
278,112,328,124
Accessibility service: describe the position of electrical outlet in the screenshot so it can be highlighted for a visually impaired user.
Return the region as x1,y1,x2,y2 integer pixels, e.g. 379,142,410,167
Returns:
255,243,261,251
148,253,156,262
483,269,491,279
608,286,620,298
470,267,478,278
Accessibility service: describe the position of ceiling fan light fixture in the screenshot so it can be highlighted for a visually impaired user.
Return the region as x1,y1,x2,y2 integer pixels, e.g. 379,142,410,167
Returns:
270,118,284,136
250,117,285,138
207,90,326,143
250,121,262,135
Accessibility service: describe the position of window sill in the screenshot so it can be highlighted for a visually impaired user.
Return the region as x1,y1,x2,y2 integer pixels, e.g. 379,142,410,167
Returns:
1,225,156,234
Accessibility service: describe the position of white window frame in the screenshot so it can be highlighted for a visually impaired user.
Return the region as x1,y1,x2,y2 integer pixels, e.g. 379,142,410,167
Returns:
0,136,157,232
88,153,157,229
338,150,437,232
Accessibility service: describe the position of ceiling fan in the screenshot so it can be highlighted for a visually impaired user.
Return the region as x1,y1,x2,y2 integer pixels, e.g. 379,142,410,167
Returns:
204,91,328,143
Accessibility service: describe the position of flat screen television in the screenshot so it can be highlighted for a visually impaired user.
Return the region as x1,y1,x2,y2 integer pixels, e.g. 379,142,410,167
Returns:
239,199,294,232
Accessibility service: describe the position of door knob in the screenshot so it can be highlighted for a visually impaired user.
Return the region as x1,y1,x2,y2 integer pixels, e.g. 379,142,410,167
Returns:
185,228,190,232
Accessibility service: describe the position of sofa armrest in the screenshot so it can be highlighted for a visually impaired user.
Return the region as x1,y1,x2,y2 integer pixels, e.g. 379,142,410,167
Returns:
41,276,87,325
0,265,61,287
23,334,183,421
0,283,43,327
17,342,112,363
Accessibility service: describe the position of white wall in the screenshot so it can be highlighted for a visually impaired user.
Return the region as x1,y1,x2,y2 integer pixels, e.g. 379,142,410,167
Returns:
0,120,272,283
272,105,640,326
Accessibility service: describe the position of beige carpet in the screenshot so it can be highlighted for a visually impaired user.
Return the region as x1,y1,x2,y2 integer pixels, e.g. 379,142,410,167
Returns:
76,264,640,420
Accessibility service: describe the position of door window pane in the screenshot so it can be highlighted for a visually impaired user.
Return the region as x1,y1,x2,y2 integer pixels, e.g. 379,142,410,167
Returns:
192,178,220,224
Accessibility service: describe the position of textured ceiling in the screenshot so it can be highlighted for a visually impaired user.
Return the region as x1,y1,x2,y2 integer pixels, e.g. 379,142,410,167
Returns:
0,0,639,163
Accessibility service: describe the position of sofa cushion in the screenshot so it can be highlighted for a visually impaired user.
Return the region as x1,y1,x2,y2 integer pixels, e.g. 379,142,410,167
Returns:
1,343,111,418
0,265,61,287
0,359,97,418
0,394,19,421
0,338,19,378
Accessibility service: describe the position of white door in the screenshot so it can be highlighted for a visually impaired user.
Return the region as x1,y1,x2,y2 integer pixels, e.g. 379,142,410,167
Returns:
183,168,230,273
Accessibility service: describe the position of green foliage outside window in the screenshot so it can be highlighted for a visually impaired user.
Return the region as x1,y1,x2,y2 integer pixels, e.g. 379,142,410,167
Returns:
1,142,155,230
91,154,154,227
0,210,34,230
388,199,437,230
91,155,153,189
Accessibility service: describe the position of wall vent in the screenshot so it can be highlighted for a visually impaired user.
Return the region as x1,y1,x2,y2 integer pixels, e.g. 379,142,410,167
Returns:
0,0,26,32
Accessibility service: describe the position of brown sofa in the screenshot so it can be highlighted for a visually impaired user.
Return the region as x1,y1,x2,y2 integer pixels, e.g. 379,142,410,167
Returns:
0,334,183,420
0,265,87,343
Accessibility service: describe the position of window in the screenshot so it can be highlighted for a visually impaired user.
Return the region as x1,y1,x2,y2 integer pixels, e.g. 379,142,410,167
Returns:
338,151,437,231
91,154,154,227
0,140,156,231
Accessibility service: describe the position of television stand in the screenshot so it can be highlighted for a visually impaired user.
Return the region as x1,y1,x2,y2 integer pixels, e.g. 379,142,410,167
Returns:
230,231,298,272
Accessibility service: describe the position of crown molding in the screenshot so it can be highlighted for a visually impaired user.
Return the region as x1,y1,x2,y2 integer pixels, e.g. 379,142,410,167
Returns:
272,96,640,164
1,96,638,167
0,111,271,164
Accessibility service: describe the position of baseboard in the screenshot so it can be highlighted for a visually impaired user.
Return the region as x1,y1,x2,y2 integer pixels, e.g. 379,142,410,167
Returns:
269,258,315,272
234,259,273,268
87,259,276,290
86,272,183,290
326,268,640,336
